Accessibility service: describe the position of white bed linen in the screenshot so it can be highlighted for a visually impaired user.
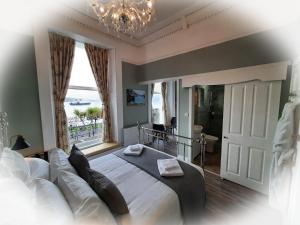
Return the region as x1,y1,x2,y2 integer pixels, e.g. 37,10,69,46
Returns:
30,178,74,225
48,148,77,182
57,171,117,225
0,148,30,183
89,153,183,225
25,158,50,180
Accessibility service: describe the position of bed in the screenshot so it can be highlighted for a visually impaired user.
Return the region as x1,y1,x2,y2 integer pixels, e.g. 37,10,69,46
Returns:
90,148,183,225
1,137,205,225
90,146,203,225
89,145,206,225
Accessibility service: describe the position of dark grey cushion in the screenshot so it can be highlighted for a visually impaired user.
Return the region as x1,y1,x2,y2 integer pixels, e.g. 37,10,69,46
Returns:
68,145,90,181
86,168,129,215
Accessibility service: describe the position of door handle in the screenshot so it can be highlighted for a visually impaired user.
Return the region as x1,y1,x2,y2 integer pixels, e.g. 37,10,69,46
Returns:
223,136,228,139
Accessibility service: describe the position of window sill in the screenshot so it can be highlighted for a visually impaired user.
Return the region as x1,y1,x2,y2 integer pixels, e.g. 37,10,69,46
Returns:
81,142,120,157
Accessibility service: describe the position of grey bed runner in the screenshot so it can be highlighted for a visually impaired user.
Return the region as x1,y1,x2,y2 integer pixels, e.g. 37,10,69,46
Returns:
114,147,206,224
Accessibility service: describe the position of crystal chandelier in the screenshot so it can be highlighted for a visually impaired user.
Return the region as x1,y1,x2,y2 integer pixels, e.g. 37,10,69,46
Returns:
89,0,155,36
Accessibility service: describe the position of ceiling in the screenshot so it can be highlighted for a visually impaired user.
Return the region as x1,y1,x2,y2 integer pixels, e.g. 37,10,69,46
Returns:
58,0,228,45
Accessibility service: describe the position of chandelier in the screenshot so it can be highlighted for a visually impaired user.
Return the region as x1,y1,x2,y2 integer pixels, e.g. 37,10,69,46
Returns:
89,0,155,36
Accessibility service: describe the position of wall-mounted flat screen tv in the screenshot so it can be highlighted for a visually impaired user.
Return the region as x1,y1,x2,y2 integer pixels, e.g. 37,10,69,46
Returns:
127,89,146,105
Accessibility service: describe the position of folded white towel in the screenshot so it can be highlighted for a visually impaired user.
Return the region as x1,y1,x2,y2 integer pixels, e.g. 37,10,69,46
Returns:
129,144,143,152
160,159,178,171
157,159,184,177
123,144,144,156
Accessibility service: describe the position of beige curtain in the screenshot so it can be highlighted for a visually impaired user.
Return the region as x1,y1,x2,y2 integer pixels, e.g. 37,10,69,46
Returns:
150,83,155,123
84,43,112,143
161,82,168,125
49,33,75,151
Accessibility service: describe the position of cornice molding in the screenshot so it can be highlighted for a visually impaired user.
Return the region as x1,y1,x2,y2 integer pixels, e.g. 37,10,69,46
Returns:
53,1,232,47
137,2,232,46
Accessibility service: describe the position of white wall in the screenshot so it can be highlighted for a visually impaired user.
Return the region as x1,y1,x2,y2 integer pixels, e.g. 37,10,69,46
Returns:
33,25,56,150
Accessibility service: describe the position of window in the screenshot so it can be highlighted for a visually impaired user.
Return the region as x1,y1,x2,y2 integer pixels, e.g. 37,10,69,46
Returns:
152,82,164,124
64,42,103,149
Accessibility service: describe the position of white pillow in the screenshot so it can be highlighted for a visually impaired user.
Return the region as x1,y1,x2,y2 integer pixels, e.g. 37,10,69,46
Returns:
0,148,30,183
25,158,50,180
30,178,74,225
57,171,117,225
48,148,77,182
0,177,37,225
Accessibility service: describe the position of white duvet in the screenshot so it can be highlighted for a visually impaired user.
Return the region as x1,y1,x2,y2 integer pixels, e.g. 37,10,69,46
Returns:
89,153,183,225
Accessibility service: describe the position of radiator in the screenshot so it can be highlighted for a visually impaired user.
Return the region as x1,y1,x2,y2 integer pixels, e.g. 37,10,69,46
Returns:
123,124,151,147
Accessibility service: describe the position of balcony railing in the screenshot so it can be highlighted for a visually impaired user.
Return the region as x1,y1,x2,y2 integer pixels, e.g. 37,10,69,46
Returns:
67,117,103,148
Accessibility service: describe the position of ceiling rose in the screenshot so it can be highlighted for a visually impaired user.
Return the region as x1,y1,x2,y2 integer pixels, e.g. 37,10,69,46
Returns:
88,0,155,36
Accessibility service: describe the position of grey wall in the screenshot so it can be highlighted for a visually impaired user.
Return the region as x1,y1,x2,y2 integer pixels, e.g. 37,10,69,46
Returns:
122,62,149,128
123,28,294,129
1,31,43,148
137,30,291,82
136,29,293,119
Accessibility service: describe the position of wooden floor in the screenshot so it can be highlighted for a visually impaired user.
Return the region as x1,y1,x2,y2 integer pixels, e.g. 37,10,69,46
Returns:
201,171,282,225
194,152,221,175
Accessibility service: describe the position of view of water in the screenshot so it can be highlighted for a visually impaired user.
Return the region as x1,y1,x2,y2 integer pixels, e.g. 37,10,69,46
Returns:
64,100,102,118
152,94,162,108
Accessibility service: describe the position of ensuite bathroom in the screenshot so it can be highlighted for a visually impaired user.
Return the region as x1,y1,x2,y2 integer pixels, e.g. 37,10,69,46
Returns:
193,85,224,174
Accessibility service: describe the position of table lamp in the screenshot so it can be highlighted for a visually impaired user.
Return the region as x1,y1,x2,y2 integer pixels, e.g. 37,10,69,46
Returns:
11,135,31,150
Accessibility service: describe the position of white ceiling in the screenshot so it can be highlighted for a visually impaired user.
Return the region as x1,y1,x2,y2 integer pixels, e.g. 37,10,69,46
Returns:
59,0,223,43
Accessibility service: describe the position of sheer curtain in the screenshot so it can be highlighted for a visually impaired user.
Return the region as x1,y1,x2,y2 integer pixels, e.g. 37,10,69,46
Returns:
49,32,75,151
84,43,112,143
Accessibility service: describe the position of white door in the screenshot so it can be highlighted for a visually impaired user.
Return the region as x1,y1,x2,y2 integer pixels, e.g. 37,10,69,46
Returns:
221,81,281,194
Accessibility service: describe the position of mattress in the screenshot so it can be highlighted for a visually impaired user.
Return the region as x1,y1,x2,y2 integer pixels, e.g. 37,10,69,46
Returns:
89,153,183,225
